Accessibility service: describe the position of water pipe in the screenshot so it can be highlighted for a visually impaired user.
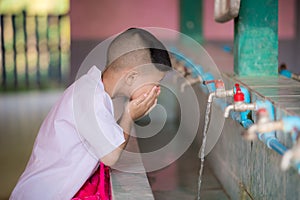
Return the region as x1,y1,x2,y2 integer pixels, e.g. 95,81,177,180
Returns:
281,116,300,143
171,49,219,94
171,50,193,77
171,53,193,84
180,71,216,93
176,56,213,93
191,65,205,78
222,45,232,53
169,50,300,173
170,50,203,90
243,108,286,153
278,63,300,81
243,111,300,172
279,69,300,81
201,73,216,93
184,57,194,69
279,69,292,79
235,100,284,151
254,101,277,146
172,50,185,63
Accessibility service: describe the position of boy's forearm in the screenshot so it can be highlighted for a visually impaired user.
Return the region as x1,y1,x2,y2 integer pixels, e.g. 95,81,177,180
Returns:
118,109,133,148
118,110,133,136
100,115,131,166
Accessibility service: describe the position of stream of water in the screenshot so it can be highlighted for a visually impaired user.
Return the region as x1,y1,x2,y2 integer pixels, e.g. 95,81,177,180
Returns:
197,101,213,200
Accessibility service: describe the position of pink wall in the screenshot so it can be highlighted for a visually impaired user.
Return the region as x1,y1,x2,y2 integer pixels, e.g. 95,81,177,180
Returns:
71,0,296,40
71,0,179,40
203,0,296,40
278,0,296,39
203,0,234,40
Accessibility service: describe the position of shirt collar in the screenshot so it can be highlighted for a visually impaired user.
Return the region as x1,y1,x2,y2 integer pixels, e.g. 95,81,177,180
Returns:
87,65,104,90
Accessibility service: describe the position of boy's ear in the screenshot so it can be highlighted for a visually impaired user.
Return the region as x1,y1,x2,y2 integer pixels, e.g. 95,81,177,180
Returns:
125,70,138,86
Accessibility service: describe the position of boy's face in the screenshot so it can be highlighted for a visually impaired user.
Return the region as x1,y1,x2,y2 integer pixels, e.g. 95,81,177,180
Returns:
130,67,166,100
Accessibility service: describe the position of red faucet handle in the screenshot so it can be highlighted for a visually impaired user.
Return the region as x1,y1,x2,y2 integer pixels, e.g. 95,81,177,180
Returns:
257,108,268,116
256,108,269,121
234,83,244,102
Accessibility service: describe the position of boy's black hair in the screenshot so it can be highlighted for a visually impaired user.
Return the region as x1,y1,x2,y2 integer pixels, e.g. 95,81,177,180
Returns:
149,48,172,71
107,28,172,71
131,28,171,71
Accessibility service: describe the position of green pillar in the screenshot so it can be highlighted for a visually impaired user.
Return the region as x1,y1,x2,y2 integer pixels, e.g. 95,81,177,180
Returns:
234,0,278,76
180,0,203,43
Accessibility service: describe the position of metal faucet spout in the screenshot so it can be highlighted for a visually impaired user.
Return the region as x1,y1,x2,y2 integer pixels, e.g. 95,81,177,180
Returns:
224,105,234,118
243,121,284,141
281,143,300,171
224,102,256,118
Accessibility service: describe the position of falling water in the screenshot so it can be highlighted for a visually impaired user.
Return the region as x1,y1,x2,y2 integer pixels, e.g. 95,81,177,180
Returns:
197,101,213,200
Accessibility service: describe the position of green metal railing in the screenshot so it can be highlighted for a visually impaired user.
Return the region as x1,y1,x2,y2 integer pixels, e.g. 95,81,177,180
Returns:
0,11,70,91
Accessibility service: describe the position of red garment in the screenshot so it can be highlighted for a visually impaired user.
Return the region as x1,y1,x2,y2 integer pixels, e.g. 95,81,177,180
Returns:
72,163,112,200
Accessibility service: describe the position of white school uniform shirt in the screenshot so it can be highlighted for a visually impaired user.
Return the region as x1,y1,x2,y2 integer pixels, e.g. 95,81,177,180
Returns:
10,66,125,200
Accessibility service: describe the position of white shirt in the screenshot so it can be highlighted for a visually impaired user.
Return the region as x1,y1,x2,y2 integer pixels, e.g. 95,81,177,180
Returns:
10,66,125,200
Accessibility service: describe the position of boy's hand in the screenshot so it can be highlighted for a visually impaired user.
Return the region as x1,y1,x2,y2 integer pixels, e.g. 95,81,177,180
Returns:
119,86,160,135
127,86,160,121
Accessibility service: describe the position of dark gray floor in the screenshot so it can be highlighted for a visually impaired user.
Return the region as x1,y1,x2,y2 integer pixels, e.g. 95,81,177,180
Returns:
138,131,230,200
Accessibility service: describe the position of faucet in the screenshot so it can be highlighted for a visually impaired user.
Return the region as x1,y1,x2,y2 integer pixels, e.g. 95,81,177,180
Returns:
172,58,193,84
291,74,300,81
224,84,256,117
173,61,189,76
171,52,196,84
170,51,193,77
281,139,300,172
170,51,208,93
243,110,300,143
243,108,300,172
180,75,203,92
183,67,192,77
242,108,283,141
172,62,184,80
280,116,300,171
204,80,234,102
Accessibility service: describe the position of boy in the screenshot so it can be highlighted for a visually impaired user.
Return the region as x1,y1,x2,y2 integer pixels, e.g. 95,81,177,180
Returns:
10,28,172,199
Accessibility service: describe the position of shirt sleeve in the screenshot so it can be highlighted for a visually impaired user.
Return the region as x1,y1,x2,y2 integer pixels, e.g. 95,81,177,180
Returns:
93,88,126,157
73,72,125,159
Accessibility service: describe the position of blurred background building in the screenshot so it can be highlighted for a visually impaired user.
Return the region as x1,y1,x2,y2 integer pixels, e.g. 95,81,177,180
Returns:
0,0,69,91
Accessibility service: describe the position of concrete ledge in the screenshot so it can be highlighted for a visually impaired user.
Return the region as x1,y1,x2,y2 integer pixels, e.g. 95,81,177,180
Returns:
207,74,300,199
110,136,154,200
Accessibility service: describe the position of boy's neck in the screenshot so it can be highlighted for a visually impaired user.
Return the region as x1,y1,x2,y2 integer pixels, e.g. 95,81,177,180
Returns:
102,69,129,99
102,72,114,98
